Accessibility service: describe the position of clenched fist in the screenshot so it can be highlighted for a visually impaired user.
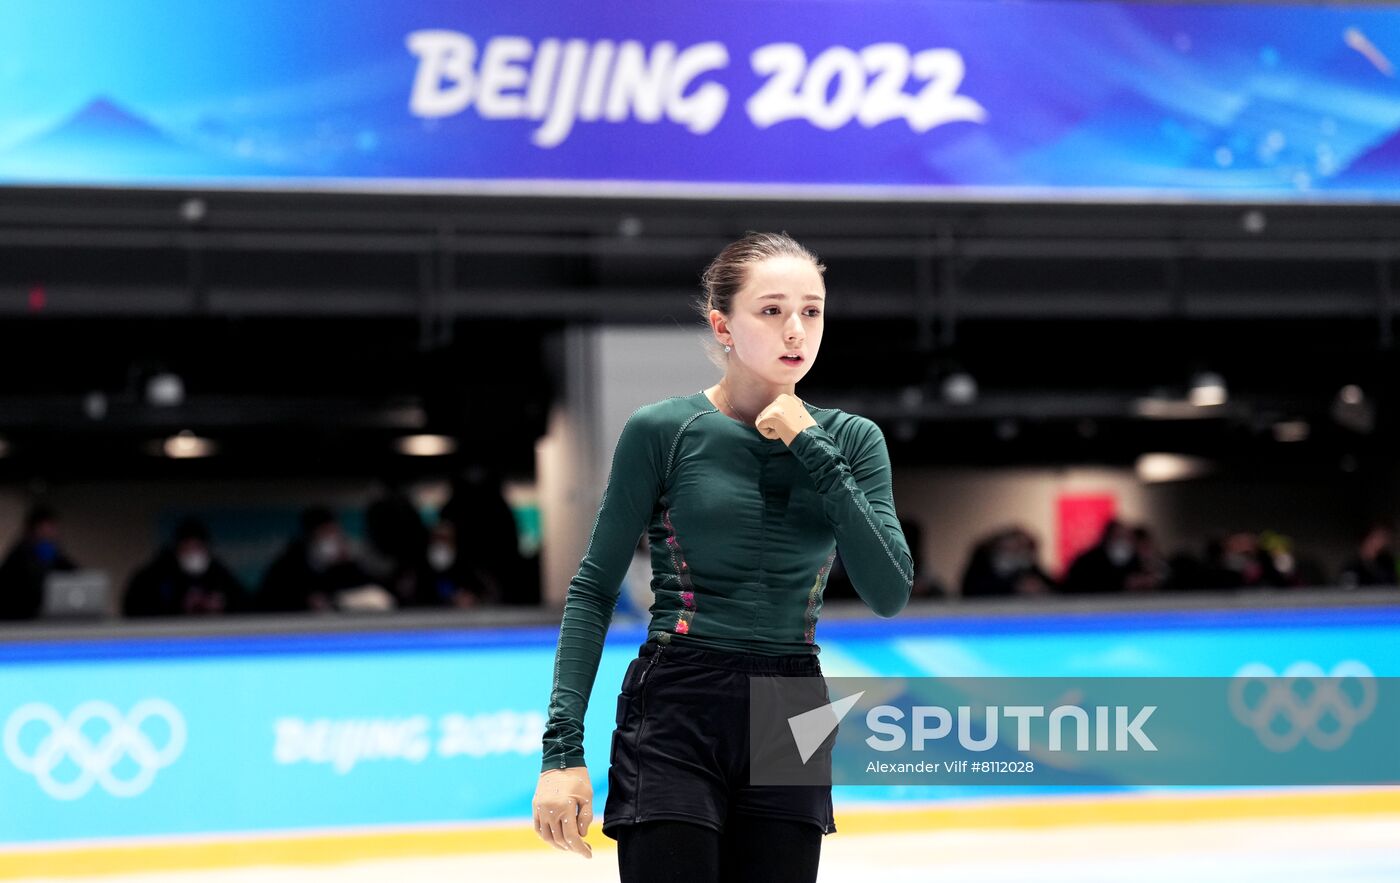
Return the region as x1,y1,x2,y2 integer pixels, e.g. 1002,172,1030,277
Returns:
756,393,818,445
532,766,594,858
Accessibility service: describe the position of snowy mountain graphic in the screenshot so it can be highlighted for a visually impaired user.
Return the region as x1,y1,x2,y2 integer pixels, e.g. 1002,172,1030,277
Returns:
0,95,274,182
41,97,171,142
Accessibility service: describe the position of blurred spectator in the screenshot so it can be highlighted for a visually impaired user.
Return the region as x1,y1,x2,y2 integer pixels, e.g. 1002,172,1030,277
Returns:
1257,530,1307,588
1193,529,1324,590
441,465,535,605
961,527,1054,597
1126,526,1169,592
257,506,386,612
900,516,947,598
363,487,429,608
1062,519,1140,593
1198,531,1269,589
1339,522,1398,588
822,515,946,601
0,504,78,620
415,519,502,608
123,517,243,617
1010,528,1054,595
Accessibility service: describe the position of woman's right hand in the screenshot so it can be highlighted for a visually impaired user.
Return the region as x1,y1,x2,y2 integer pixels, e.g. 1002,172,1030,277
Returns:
756,393,817,445
532,766,594,858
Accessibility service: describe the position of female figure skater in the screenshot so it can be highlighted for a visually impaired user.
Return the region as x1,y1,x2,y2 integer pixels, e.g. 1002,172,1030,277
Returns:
532,232,914,882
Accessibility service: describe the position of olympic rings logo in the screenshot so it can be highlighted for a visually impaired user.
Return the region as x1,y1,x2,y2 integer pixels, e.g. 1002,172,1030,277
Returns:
3,700,186,800
1228,661,1377,752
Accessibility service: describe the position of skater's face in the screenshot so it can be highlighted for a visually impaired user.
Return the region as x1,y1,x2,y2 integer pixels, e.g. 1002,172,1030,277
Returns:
717,255,824,385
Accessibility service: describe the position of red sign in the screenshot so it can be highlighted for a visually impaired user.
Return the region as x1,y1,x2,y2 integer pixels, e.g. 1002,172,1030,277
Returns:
1056,494,1117,576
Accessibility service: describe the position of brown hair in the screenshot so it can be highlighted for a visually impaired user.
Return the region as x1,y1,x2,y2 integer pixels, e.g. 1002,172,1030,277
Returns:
694,231,825,366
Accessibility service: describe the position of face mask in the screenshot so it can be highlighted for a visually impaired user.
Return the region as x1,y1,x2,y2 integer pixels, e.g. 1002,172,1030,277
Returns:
427,543,455,572
32,540,57,565
1106,542,1134,567
309,536,342,571
1222,552,1251,572
178,550,210,576
991,553,1020,577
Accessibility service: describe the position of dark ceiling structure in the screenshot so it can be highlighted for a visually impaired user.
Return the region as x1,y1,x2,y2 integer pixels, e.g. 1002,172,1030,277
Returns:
0,186,1396,478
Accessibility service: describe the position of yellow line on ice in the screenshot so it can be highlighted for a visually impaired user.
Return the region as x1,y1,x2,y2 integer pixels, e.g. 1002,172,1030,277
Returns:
0,826,548,880
833,788,1400,835
3,789,1398,879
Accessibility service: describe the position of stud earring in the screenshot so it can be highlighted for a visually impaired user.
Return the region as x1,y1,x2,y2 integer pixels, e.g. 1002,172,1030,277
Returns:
723,344,732,353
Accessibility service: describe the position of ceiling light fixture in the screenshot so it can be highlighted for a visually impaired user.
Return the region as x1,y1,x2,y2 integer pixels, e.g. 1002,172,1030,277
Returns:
1188,372,1228,408
941,371,978,406
146,372,185,407
1332,384,1375,434
159,430,217,459
394,434,458,457
1136,453,1213,483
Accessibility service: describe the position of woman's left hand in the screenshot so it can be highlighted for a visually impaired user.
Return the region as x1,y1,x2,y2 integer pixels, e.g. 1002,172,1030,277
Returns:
756,393,818,445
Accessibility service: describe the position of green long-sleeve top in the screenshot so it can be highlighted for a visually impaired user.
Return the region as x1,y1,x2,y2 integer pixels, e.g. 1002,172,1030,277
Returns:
541,390,914,771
